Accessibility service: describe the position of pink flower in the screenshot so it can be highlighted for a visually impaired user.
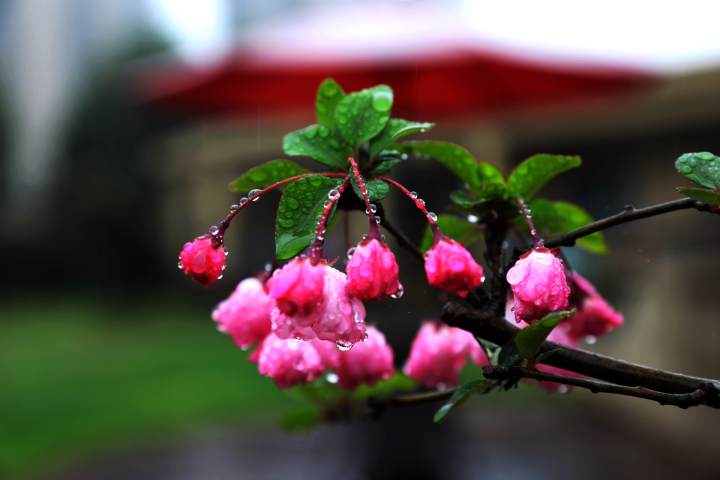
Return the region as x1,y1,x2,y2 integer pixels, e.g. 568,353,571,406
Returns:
256,334,329,388
266,256,326,316
271,267,367,348
212,277,273,349
335,326,395,389
566,272,624,342
179,236,226,287
424,236,484,298
403,321,488,389
346,238,400,300
506,248,570,323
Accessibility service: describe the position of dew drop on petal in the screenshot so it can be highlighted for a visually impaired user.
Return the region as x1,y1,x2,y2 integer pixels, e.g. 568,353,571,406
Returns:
336,340,353,351
346,247,356,259
390,283,404,299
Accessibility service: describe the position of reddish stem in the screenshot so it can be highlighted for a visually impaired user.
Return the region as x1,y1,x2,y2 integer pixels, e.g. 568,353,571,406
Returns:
347,156,381,238
375,175,439,230
209,172,347,246
310,177,351,261
515,198,543,248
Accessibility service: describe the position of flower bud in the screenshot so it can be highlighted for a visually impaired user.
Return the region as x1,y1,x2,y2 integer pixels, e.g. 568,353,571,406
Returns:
424,237,484,298
256,334,329,389
212,277,273,349
403,321,488,389
179,237,226,287
346,238,400,300
506,248,570,323
335,326,395,389
566,272,624,342
271,267,367,348
266,256,325,316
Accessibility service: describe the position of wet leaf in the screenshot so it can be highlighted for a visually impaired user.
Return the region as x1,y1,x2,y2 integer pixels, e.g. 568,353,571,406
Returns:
676,186,720,205
675,152,720,189
350,176,390,202
433,378,492,423
229,159,308,192
275,175,343,259
335,85,393,147
507,154,581,200
370,151,405,175
369,119,434,159
514,310,575,362
315,78,346,129
528,199,607,254
283,124,351,170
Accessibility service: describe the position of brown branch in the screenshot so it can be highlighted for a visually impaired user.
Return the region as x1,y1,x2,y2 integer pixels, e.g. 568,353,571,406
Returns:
545,198,717,249
441,301,720,408
483,366,712,409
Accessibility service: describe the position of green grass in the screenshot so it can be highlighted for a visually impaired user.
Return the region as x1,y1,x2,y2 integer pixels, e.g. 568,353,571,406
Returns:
0,298,293,478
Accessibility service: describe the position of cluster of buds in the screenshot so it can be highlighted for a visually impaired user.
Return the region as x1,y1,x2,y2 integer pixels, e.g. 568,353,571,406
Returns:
180,158,623,394
505,247,624,391
178,160,486,389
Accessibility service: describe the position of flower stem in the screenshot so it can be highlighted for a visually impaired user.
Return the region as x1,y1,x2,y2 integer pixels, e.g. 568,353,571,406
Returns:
375,175,439,230
347,156,381,238
310,177,351,261
515,197,543,248
210,172,347,246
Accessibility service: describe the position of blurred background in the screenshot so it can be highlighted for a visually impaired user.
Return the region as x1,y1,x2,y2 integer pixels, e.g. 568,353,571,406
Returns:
2,1,720,479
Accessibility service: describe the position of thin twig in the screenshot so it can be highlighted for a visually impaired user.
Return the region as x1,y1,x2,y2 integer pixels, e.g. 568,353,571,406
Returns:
483,366,712,409
545,198,716,249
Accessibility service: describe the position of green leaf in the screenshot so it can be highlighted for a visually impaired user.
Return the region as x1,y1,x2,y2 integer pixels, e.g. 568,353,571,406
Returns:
335,85,393,147
433,378,492,423
350,176,390,202
368,119,434,159
228,159,308,192
528,199,608,254
370,151,404,175
514,310,575,362
275,175,343,259
399,141,506,198
420,214,483,252
315,78,345,128
675,152,720,189
449,190,484,208
507,154,581,200
283,124,351,169
498,341,524,368
676,186,720,205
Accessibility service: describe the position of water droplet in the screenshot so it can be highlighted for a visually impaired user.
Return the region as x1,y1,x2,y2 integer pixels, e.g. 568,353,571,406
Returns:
410,191,418,199
239,197,248,204
316,234,325,242
218,274,224,280
177,261,183,269
467,214,479,223
208,225,220,235
375,216,382,224
557,385,569,394
304,127,318,139
427,212,438,222
346,247,356,258
264,262,273,272
400,153,409,161
417,199,425,206
390,283,404,299
325,372,339,384
230,204,240,211
371,89,393,112
249,189,261,201
336,341,353,351
224,251,229,257
584,335,597,345
369,203,377,213
328,188,340,199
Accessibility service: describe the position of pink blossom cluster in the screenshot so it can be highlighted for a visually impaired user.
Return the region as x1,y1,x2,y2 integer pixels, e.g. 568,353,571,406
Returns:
505,249,624,391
